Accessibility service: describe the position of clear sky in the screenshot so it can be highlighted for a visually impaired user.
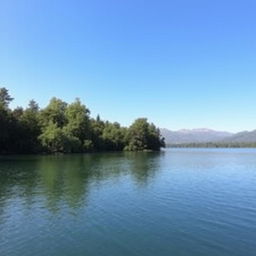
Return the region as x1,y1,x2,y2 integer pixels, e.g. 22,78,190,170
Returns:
0,0,255,132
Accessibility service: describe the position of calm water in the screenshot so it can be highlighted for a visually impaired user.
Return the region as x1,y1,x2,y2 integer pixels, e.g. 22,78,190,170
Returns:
0,149,255,256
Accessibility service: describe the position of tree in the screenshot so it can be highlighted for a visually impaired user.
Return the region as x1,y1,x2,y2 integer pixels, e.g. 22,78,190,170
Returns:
125,118,165,151
0,87,13,108
0,87,16,153
102,122,127,151
40,97,67,128
12,107,24,119
39,122,81,153
28,99,39,112
64,98,91,143
39,98,69,153
19,100,41,152
0,106,12,153
146,123,165,150
39,98,93,153
90,115,105,151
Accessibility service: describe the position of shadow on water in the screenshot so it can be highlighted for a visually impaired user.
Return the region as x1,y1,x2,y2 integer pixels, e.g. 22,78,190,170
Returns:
0,151,164,216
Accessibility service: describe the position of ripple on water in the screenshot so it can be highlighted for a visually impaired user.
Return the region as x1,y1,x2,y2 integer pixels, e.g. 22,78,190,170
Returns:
0,149,256,256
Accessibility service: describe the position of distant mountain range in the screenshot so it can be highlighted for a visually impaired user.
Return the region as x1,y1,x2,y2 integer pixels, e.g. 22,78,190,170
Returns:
221,130,256,143
160,128,256,145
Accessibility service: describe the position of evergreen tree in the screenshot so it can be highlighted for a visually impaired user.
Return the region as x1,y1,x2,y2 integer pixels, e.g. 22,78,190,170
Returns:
0,87,13,108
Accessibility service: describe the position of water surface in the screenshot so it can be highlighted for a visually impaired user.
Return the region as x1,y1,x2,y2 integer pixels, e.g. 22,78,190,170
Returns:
0,149,255,256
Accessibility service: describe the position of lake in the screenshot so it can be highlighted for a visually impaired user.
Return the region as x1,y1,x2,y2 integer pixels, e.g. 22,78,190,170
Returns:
0,149,255,256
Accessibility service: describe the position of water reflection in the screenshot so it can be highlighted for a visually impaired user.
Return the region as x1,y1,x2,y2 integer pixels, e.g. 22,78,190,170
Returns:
0,151,163,215
1,149,256,256
124,151,164,185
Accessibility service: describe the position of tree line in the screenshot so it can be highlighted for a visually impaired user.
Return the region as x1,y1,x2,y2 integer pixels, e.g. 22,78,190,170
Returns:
0,87,165,154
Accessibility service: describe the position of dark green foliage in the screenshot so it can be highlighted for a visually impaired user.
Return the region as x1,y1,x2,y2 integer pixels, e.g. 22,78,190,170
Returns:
90,115,105,150
0,87,165,154
19,100,41,152
0,105,16,153
64,98,91,143
39,122,81,153
102,122,127,151
0,88,13,108
0,88,22,153
83,139,94,152
40,97,68,128
125,118,165,151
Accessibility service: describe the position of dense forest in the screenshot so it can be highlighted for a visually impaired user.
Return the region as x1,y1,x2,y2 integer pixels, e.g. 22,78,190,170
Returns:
0,88,165,154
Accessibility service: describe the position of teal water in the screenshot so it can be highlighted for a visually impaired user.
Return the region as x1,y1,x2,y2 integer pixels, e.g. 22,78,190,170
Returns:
0,149,255,256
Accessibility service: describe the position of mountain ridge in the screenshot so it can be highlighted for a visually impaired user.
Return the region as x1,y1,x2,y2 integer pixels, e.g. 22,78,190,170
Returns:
160,128,256,145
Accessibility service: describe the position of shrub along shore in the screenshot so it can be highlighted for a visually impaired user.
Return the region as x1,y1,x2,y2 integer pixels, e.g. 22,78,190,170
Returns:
0,88,165,154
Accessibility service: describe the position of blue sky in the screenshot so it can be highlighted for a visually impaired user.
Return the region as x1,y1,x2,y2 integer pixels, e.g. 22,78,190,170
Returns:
0,0,255,132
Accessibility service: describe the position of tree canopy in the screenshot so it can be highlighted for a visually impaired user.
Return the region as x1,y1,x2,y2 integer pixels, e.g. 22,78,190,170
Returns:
0,87,165,154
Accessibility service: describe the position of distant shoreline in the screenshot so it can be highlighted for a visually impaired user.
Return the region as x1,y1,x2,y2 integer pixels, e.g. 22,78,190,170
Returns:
167,143,256,148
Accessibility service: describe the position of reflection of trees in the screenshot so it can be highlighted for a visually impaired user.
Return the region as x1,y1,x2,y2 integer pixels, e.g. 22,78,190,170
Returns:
125,151,164,185
38,155,98,213
0,151,164,217
0,156,39,221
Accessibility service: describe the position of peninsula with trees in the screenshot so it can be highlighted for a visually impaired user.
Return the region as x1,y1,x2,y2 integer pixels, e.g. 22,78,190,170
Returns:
0,87,165,154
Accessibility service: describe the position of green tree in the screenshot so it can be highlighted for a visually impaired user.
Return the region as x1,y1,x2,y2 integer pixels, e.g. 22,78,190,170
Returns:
12,107,24,119
39,98,70,153
102,122,127,151
90,115,105,151
0,87,17,153
125,118,165,151
0,87,13,108
19,100,41,152
64,98,92,148
39,122,81,153
40,97,67,128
